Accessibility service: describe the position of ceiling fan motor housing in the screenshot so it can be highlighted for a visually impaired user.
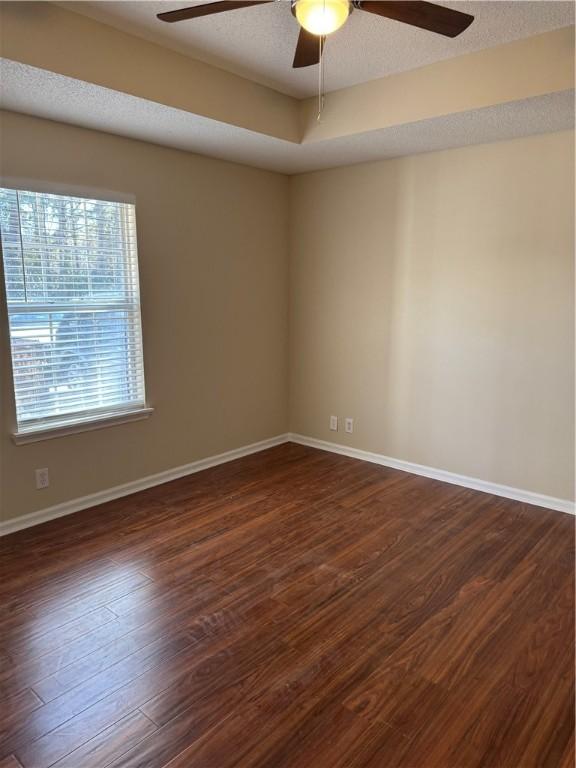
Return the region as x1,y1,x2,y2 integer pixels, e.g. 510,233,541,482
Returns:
290,0,355,17
290,0,354,18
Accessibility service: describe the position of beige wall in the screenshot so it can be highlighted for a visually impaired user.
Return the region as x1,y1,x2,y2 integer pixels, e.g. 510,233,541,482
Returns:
0,110,289,522
289,131,575,501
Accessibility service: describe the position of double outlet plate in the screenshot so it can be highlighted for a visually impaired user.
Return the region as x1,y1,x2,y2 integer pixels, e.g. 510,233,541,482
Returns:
330,415,353,434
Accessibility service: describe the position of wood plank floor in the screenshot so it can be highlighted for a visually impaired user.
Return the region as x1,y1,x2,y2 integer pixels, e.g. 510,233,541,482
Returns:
0,442,574,768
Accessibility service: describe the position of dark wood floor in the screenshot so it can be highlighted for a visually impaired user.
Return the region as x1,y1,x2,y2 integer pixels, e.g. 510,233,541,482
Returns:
0,443,574,768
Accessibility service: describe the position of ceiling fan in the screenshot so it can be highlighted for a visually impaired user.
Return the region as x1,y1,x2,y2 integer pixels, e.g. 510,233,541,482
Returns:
157,1,475,69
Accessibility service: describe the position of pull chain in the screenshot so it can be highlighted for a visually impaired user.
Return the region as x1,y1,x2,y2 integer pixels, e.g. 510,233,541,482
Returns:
317,35,326,121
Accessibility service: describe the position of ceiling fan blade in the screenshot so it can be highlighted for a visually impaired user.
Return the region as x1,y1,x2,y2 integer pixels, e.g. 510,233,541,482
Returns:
157,1,271,23
357,1,474,37
293,28,324,68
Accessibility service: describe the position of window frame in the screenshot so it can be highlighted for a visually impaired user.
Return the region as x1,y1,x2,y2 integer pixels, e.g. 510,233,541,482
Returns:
0,180,152,444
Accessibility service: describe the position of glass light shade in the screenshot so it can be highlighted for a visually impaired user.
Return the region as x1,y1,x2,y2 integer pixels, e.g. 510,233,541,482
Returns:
295,0,350,35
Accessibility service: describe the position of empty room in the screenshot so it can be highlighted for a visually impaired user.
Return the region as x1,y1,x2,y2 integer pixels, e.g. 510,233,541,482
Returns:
0,1,574,766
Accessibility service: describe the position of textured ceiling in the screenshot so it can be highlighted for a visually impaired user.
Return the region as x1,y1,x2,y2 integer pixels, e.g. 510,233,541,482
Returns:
1,60,573,174
60,0,575,97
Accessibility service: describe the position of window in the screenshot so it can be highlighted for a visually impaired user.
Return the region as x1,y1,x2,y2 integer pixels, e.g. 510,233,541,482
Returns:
0,187,148,440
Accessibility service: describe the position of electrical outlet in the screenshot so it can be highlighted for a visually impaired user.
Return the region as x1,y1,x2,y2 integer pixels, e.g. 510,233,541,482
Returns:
35,468,49,490
330,415,338,431
345,418,354,434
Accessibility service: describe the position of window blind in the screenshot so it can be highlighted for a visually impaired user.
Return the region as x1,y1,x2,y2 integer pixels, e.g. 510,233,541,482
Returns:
0,188,146,433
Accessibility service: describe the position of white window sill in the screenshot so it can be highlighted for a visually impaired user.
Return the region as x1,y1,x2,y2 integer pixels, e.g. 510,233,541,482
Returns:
12,407,154,445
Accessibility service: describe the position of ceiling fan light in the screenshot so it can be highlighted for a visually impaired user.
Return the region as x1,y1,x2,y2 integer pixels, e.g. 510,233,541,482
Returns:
295,0,350,35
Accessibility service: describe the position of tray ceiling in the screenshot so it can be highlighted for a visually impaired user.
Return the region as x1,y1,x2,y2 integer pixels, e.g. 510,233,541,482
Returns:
2,59,573,173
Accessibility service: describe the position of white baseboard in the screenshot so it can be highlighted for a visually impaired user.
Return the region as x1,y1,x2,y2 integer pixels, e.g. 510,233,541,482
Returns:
288,433,575,516
3,430,572,536
0,433,291,536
